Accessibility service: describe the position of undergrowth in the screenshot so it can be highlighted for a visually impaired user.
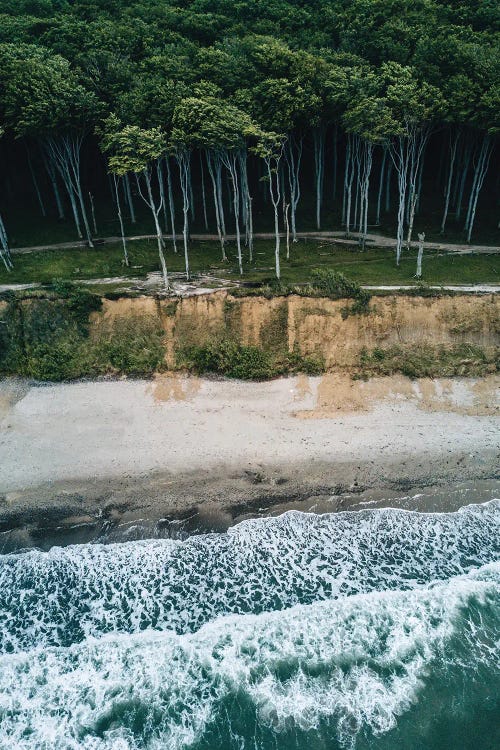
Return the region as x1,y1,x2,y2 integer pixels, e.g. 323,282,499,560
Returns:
357,343,498,378
0,286,165,380
232,269,372,317
176,339,324,380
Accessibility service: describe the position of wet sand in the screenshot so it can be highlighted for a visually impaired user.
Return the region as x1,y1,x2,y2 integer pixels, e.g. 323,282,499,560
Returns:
0,374,498,550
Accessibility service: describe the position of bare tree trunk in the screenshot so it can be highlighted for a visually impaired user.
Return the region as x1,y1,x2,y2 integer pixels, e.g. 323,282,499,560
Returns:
113,174,129,267
313,126,325,230
89,192,98,234
264,147,284,280
376,147,387,226
440,130,459,234
221,150,243,275
405,128,429,250
358,140,373,249
465,135,493,243
285,135,302,242
176,150,191,281
390,135,409,265
165,157,177,253
206,151,226,260
136,167,169,289
157,158,169,233
415,232,425,278
248,196,254,262
199,150,209,230
284,202,290,259
45,134,94,246
0,213,13,271
124,173,136,223
25,143,46,217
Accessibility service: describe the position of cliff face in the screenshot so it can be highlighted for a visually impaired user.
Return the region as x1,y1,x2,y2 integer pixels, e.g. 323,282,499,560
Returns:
1,291,498,381
96,292,499,370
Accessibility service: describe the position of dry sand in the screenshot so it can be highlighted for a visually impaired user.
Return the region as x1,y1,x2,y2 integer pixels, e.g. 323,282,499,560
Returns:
0,374,498,549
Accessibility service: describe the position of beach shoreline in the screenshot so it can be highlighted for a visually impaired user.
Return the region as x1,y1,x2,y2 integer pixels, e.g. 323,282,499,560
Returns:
1,374,498,550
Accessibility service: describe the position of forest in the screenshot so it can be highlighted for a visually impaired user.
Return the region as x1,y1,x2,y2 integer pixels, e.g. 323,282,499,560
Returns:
0,0,498,286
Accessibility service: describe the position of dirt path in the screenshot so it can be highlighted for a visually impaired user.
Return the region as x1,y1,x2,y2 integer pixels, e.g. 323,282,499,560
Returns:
1,274,498,294
9,230,499,256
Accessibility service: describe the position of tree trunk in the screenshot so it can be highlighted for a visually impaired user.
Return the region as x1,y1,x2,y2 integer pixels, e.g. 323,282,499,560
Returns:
176,150,191,281
199,150,209,230
124,173,136,223
284,202,290,259
113,174,129,267
221,150,243,275
25,143,46,218
415,232,425,278
0,214,13,271
313,126,325,230
440,131,459,234
265,149,283,280
376,147,387,226
207,151,226,260
137,167,169,290
358,140,373,249
465,135,493,243
285,135,302,242
157,158,169,233
89,192,98,234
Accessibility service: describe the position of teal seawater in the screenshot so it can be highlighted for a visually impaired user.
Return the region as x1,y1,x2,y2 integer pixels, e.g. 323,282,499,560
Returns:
0,501,499,749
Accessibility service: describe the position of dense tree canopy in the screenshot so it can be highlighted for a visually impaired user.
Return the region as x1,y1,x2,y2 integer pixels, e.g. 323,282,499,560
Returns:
0,0,498,282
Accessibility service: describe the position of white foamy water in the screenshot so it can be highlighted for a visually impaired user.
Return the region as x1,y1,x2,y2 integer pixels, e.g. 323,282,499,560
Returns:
0,563,498,750
0,501,499,750
0,501,498,653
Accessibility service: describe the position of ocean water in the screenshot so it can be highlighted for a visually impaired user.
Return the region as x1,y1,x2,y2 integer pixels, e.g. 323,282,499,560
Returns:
0,501,499,749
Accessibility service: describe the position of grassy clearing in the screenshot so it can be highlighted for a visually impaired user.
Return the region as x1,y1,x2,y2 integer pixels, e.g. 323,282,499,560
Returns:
2,238,499,288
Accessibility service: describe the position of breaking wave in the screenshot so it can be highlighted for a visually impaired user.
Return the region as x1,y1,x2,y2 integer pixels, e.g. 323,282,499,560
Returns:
0,501,499,749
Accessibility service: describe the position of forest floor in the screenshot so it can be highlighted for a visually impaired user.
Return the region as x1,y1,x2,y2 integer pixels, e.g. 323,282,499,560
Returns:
1,234,499,293
1,374,498,548
9,229,500,256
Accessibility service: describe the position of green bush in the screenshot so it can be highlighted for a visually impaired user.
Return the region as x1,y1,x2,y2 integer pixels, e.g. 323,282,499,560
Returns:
177,338,325,380
90,316,166,376
358,343,496,378
179,339,274,379
310,269,361,298
309,269,372,316
25,340,79,381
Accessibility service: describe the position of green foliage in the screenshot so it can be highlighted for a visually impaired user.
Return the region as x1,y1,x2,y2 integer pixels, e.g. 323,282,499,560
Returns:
101,116,166,175
46,280,102,332
89,316,165,376
0,291,163,380
177,338,325,380
309,269,372,316
178,339,274,379
171,96,261,151
358,343,497,378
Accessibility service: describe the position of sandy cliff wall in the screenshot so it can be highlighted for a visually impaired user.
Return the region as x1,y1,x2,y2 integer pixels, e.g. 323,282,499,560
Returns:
96,292,499,369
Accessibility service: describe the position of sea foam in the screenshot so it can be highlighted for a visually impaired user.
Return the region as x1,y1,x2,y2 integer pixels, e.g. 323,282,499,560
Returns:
0,563,498,750
0,500,498,653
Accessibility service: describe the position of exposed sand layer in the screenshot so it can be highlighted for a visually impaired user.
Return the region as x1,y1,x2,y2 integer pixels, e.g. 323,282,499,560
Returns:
91,292,499,370
0,374,498,549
